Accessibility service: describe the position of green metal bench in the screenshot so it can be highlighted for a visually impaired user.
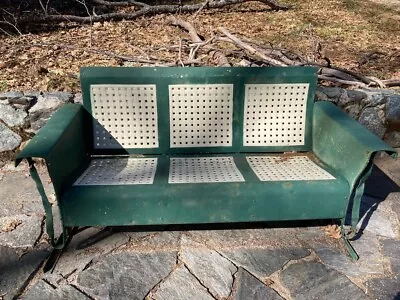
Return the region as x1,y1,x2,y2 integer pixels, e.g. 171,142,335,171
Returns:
16,67,396,259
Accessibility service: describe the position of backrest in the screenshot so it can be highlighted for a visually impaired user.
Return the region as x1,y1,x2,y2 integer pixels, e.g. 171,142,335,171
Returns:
80,67,317,155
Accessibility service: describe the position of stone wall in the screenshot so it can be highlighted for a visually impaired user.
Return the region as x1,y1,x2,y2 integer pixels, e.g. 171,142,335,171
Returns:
0,87,399,154
315,87,400,147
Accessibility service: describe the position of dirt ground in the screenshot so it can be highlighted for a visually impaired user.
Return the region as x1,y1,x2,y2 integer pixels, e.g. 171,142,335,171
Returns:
0,0,399,92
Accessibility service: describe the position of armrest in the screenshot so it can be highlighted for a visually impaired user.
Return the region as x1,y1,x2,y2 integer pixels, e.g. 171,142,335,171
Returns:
16,104,89,196
313,101,397,227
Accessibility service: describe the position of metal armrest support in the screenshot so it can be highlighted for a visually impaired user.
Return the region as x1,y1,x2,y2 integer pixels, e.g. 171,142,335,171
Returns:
15,104,89,246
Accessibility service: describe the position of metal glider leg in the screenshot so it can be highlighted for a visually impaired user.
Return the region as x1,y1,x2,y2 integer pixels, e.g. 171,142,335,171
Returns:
340,221,359,261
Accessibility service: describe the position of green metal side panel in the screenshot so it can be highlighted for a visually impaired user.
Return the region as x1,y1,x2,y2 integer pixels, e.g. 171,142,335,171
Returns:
312,101,397,226
59,154,348,226
16,104,90,197
80,66,317,155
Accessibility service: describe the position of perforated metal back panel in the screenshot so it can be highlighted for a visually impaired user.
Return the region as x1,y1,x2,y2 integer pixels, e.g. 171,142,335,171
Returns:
169,157,244,183
169,84,233,148
246,155,335,181
244,84,309,146
74,158,158,185
91,85,159,149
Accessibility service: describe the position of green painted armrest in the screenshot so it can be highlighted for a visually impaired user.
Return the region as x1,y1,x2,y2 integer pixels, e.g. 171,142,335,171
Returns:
16,104,89,195
313,101,397,227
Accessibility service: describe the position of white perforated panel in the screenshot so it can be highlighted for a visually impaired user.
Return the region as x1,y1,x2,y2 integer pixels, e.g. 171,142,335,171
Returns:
91,85,159,149
74,158,158,185
244,84,309,146
169,157,244,184
169,84,233,148
246,155,335,181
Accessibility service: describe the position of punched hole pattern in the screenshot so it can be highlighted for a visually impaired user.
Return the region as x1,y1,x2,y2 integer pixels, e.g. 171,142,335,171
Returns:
244,84,309,146
169,157,245,184
246,156,335,181
74,158,158,185
91,84,159,149
169,84,233,148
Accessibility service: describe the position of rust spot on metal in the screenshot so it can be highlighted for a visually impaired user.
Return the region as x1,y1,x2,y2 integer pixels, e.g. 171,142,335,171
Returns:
283,182,293,189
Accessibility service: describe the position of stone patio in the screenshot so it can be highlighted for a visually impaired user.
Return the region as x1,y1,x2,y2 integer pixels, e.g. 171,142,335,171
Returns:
0,153,399,300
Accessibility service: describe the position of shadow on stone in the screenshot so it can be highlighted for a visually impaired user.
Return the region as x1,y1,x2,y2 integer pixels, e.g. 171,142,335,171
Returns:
348,165,399,240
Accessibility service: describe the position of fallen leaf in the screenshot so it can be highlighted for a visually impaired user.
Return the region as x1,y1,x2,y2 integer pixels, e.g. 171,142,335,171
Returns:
324,224,342,239
1,219,22,232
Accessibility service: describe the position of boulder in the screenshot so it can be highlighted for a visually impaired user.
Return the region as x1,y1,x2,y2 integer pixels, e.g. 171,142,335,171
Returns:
0,124,21,152
0,104,27,127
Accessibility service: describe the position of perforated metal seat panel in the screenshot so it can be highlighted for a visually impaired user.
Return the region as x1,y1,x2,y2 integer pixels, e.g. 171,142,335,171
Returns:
246,155,335,181
169,157,244,183
74,158,158,185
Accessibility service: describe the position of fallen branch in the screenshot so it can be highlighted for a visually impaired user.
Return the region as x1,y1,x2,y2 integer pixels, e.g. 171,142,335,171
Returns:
218,27,287,66
15,0,290,25
380,79,400,87
317,75,368,88
166,16,202,43
168,16,230,66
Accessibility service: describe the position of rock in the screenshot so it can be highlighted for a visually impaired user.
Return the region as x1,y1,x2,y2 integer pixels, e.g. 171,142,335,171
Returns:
22,280,90,300
343,103,362,119
360,90,390,106
358,107,386,138
232,268,283,300
28,94,65,131
338,90,354,106
0,246,49,300
385,94,400,123
180,236,237,298
42,92,74,103
222,248,309,279
386,193,400,223
77,251,177,299
8,96,34,106
187,227,302,250
384,131,400,148
125,230,180,252
41,273,67,287
153,266,214,300
238,59,252,67
29,95,64,114
0,169,53,218
280,261,367,299
0,91,23,100
53,227,129,277
24,91,41,98
73,93,83,104
0,215,43,248
315,232,385,277
0,103,27,127
365,277,400,300
347,89,366,103
0,123,21,152
380,239,400,275
316,87,343,101
357,199,399,239
315,90,329,102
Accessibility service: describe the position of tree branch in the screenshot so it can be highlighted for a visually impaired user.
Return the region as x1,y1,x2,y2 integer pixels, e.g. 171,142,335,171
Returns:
21,0,290,24
218,27,287,66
